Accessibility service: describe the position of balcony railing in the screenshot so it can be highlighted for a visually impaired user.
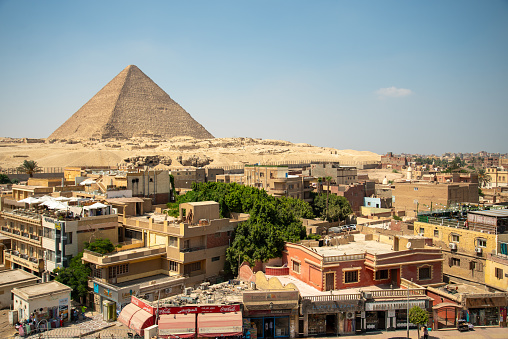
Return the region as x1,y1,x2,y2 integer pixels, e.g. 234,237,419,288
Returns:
22,232,30,238
30,234,40,241
12,230,20,235
368,289,426,298
303,293,362,302
323,254,365,263
181,246,205,253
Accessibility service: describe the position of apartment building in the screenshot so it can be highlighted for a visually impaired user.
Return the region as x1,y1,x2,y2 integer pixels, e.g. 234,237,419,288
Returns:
83,201,246,312
381,152,409,170
170,168,206,193
244,165,313,202
0,197,118,278
392,182,479,217
414,209,508,291
308,163,358,185
486,167,508,188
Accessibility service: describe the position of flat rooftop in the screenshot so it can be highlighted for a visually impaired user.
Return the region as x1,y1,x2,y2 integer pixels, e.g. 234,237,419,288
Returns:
469,210,508,218
0,269,39,286
313,234,393,256
13,281,71,299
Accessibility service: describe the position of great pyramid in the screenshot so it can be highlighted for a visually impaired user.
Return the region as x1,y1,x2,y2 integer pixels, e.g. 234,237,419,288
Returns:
49,65,214,140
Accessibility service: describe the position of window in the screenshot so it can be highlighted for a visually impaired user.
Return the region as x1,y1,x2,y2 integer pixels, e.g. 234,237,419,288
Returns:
211,256,220,262
452,234,460,243
375,270,388,280
477,239,486,248
169,236,178,247
419,228,425,235
46,250,56,261
418,266,432,280
109,264,129,278
469,261,476,270
43,227,55,239
434,230,439,237
214,232,221,238
451,258,460,266
66,232,72,244
293,261,300,274
414,187,418,191
495,268,503,279
183,240,190,249
184,262,202,275
168,260,179,272
93,267,102,278
344,270,359,283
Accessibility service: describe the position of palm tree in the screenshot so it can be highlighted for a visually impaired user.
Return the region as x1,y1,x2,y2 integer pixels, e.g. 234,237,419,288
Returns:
317,177,323,195
476,168,491,188
17,160,42,178
325,176,333,220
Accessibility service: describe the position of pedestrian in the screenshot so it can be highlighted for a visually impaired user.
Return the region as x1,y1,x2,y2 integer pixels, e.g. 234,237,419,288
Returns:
423,326,429,339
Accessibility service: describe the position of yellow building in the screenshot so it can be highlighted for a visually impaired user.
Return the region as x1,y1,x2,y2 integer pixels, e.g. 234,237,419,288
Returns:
485,253,508,291
486,167,508,188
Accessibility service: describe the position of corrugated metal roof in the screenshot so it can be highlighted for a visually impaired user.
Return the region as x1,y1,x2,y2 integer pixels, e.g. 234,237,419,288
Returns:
469,210,508,218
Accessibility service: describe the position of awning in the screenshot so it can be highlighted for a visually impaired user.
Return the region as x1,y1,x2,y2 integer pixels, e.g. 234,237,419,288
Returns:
197,312,243,337
129,308,155,336
118,303,139,327
159,314,196,338
466,296,507,308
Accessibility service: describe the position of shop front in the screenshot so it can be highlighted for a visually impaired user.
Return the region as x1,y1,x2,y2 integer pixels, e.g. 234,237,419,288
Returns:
300,296,364,336
365,299,428,331
465,295,507,327
243,290,299,339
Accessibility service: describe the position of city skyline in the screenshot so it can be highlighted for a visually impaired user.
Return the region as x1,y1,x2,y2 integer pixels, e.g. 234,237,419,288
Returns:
0,0,507,155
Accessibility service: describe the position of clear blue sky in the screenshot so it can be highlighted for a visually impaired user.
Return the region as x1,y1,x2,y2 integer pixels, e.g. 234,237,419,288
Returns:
1,0,507,155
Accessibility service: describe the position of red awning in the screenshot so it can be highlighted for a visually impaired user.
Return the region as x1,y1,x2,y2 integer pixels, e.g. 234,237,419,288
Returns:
118,303,140,327
159,313,196,338
129,308,155,336
197,312,243,337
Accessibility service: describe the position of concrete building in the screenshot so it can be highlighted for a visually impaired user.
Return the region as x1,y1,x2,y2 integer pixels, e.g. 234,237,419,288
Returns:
381,152,409,170
170,168,206,193
308,163,358,185
486,167,508,188
244,165,313,202
0,199,118,278
83,201,246,312
330,183,366,215
12,281,72,323
0,269,39,309
392,182,479,217
415,209,508,291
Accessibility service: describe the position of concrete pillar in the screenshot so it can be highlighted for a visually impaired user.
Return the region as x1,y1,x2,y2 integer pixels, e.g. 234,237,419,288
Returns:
303,313,308,337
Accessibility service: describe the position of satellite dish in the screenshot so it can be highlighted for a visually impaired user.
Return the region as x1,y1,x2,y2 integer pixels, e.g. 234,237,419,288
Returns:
406,242,412,249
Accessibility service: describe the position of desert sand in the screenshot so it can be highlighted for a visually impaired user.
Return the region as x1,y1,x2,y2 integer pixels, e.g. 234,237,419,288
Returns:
0,137,380,170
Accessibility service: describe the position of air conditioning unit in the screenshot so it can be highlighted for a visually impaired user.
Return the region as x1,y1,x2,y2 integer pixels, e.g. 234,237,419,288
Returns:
184,287,193,295
347,312,354,319
449,243,457,250
475,247,482,254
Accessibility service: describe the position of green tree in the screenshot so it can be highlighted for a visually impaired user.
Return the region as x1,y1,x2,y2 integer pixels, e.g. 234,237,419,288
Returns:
325,176,333,220
476,168,491,188
84,238,115,254
0,174,11,184
408,305,429,339
54,238,116,302
54,252,90,302
17,160,42,178
312,193,352,222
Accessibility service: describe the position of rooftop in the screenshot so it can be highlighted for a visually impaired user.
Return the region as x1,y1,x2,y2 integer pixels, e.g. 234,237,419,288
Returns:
13,281,71,300
0,269,39,287
116,273,184,289
313,234,393,256
468,209,508,218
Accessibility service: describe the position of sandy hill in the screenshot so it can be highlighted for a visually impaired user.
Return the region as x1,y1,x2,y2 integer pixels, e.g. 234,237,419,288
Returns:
0,137,380,170
49,65,213,140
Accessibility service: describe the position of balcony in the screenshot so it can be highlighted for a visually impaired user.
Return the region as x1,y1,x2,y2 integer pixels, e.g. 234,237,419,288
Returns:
4,249,43,272
83,245,166,266
0,228,42,245
303,293,362,302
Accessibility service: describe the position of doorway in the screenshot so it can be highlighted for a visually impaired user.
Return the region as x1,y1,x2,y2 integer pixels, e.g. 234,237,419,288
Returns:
264,318,274,338
326,314,336,334
325,272,334,291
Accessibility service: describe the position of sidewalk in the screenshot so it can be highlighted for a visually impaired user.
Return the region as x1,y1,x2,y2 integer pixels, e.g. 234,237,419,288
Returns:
320,327,507,339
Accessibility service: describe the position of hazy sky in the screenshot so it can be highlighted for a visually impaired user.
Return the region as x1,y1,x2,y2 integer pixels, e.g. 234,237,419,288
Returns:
1,1,507,155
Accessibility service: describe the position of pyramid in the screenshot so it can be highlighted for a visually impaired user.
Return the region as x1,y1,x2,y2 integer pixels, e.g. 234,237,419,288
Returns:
49,65,214,140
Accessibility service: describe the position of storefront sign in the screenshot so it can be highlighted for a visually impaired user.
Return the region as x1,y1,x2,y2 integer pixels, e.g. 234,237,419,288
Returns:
365,300,426,311
131,296,240,315
243,291,299,302
303,300,362,314
245,309,293,316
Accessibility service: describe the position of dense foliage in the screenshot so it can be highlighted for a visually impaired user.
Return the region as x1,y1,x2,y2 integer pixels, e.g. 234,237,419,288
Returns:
54,238,116,301
168,182,352,274
0,174,11,184
311,192,353,222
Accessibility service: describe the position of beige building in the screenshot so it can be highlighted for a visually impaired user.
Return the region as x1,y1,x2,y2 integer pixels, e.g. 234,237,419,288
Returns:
13,281,72,322
415,209,508,291
244,165,313,202
486,167,508,188
170,168,206,193
83,201,247,312
0,269,39,309
308,163,358,185
393,182,479,217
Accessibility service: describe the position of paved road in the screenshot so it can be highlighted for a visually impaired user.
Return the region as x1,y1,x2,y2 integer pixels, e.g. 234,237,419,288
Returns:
322,327,507,339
